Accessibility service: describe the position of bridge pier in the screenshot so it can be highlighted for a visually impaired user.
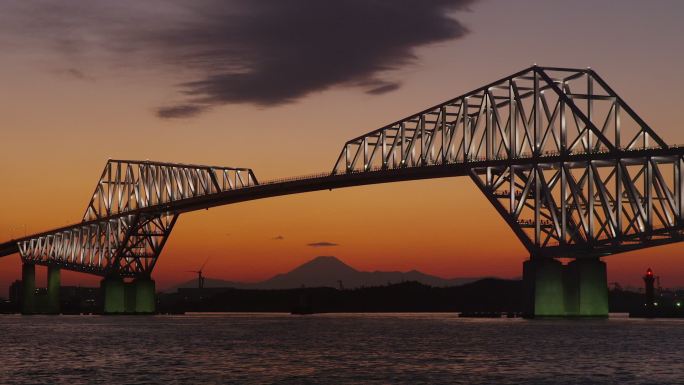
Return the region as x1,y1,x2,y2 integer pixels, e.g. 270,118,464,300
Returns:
134,278,156,314
20,263,61,314
124,281,137,313
21,263,35,314
523,258,608,318
101,276,125,314
569,259,609,316
100,276,156,314
46,266,61,314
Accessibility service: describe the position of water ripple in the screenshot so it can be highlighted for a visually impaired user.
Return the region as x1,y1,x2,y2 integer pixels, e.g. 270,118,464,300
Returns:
1,313,682,384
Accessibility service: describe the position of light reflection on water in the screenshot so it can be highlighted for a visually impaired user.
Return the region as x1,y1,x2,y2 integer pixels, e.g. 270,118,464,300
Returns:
1,313,682,384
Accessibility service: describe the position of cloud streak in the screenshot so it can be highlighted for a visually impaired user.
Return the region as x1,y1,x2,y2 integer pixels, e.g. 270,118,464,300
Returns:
1,0,476,119
56,68,94,82
157,104,208,119
307,242,339,247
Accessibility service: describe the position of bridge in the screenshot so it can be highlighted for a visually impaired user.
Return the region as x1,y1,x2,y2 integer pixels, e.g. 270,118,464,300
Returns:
2,66,683,317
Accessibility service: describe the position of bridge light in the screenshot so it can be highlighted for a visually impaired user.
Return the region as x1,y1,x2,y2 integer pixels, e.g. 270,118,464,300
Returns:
677,302,682,308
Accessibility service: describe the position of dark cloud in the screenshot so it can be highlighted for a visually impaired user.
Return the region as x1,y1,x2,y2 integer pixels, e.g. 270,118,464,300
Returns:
157,104,209,119
154,0,476,117
272,235,285,240
307,242,339,247
2,0,476,119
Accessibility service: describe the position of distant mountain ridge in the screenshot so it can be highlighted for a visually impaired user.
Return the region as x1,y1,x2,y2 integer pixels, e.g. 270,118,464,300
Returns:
171,256,484,291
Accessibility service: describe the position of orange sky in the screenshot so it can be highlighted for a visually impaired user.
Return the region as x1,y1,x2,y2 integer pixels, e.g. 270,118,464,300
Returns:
1,0,684,295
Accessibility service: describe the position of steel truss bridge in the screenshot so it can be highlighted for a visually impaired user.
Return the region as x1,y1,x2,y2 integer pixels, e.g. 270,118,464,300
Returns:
2,66,684,279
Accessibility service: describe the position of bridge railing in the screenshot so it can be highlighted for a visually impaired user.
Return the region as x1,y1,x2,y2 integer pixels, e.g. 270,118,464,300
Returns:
332,66,667,174
261,145,683,186
260,171,334,185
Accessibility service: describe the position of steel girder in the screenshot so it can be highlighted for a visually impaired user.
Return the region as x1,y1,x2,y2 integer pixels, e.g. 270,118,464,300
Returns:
469,156,684,258
19,213,177,277
84,159,258,221
19,160,257,277
333,66,683,258
333,66,666,174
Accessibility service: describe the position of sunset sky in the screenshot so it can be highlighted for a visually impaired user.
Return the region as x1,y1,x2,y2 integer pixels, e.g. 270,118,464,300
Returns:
1,0,684,294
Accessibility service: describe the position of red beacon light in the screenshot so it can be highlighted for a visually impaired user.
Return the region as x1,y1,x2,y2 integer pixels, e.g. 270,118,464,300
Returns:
643,268,656,310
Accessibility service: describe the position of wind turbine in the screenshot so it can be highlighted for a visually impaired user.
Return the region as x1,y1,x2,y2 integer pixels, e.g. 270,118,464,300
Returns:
187,257,210,289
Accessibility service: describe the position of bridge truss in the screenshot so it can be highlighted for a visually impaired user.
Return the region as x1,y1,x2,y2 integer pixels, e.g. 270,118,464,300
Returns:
18,160,258,277
333,66,683,258
4,66,684,278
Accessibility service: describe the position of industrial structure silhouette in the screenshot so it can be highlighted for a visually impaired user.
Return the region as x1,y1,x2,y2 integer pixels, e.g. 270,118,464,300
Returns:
2,66,683,316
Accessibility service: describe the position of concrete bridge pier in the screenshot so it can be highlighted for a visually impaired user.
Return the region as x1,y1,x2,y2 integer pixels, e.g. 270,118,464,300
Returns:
523,257,608,318
46,266,61,314
20,263,61,314
100,275,156,314
21,263,36,314
101,275,125,314
134,278,156,314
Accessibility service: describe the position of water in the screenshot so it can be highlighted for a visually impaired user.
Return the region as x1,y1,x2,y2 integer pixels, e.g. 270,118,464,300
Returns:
1,313,682,384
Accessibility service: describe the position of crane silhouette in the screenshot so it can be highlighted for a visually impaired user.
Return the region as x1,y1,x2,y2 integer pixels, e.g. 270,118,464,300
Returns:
187,257,210,289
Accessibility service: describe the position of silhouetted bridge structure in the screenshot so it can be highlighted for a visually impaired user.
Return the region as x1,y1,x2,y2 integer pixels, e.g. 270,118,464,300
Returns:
2,66,683,316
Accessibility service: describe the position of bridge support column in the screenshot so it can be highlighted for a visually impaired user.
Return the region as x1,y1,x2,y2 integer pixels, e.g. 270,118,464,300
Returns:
124,282,137,313
568,258,608,317
100,276,156,314
21,263,36,315
523,258,565,317
101,276,125,314
46,266,61,314
134,278,156,314
523,258,608,318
